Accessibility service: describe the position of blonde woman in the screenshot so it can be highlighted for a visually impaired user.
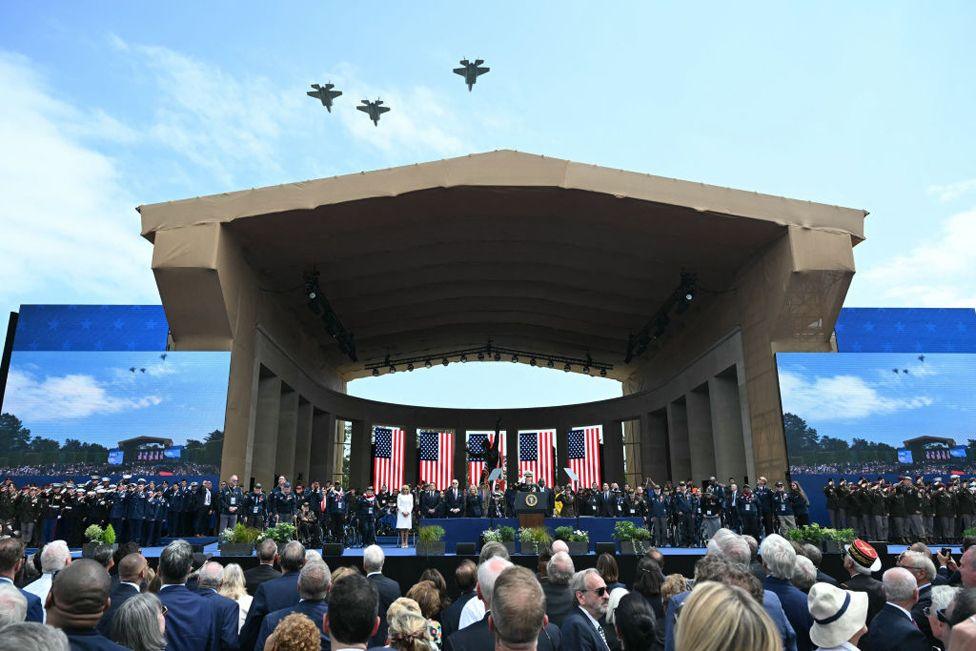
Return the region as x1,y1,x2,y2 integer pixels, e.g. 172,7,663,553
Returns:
219,563,252,631
675,581,780,651
388,609,437,651
397,484,414,548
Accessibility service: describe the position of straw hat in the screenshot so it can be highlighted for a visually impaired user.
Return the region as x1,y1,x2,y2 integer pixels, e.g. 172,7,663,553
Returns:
808,583,868,648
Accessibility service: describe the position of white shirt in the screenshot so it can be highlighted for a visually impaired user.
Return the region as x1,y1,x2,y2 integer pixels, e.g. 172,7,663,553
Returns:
235,593,252,631
815,642,860,651
458,596,486,629
23,573,54,622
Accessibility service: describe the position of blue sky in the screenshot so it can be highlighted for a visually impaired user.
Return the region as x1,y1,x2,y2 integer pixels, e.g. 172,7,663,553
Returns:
777,353,976,447
4,351,230,447
1,3,975,407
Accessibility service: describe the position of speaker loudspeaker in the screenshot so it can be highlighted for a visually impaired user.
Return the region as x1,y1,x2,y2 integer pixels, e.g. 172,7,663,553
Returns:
322,543,344,557
456,542,477,555
595,542,616,556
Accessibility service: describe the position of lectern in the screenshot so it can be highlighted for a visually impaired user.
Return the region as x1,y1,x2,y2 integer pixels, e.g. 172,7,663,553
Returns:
515,491,546,529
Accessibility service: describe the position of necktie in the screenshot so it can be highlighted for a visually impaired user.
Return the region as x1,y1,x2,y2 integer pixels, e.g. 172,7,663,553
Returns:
595,622,608,648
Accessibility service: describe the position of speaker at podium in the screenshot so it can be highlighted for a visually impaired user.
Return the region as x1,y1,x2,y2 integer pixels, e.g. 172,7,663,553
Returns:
515,491,547,529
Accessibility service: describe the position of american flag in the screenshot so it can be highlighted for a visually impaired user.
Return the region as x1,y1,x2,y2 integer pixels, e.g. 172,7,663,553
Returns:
568,426,602,489
419,430,454,489
519,430,555,487
467,431,507,487
372,426,405,490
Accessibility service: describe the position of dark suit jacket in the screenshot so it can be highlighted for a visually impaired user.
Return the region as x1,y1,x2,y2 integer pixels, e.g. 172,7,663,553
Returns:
61,627,130,651
840,573,886,624
368,572,402,648
541,579,575,627
240,571,301,651
0,577,42,623
244,563,281,596
560,607,610,651
910,584,936,647
444,612,561,651
861,603,930,651
97,582,140,636
255,599,330,651
158,584,216,651
441,590,476,639
197,588,241,650
763,577,813,651
816,569,839,586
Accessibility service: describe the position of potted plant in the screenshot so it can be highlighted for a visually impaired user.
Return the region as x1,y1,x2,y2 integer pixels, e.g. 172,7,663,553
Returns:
786,524,853,554
218,523,261,556
824,528,855,554
554,526,590,554
418,525,446,556
483,526,517,555
518,526,553,555
614,521,652,554
83,524,117,559
258,523,298,554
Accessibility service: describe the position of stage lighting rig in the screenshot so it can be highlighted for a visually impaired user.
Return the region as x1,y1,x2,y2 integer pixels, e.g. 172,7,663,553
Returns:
625,272,698,363
303,271,357,362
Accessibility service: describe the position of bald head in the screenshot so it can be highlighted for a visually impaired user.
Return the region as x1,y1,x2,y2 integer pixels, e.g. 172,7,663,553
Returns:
118,554,148,583
198,562,225,590
551,540,569,555
883,566,919,606
50,559,111,616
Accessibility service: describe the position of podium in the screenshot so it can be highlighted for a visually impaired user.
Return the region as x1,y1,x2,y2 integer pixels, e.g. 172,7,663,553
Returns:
515,491,547,529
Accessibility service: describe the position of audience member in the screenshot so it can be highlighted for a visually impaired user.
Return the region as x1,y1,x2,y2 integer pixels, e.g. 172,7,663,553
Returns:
929,585,960,648
946,588,976,646
324,573,380,651
613,592,660,651
245,538,281,596
156,539,216,651
196,561,241,650
860,567,928,651
0,581,27,626
792,556,818,593
406,581,444,647
109,592,167,651
98,552,149,636
419,568,450,614
0,621,70,651
632,557,664,620
675,581,779,651
45,558,128,650
839,539,885,624
91,545,116,573
561,567,611,650
240,540,306,651
24,540,71,618
800,544,838,586
761,534,814,651
489,566,559,651
444,556,513,651
960,546,976,589
440,560,477,638
597,554,624,592
660,575,687,606
550,540,569,556
219,563,252,632
266,612,320,651
898,549,937,644
255,561,331,651
387,609,436,651
331,566,361,585
742,534,765,581
457,543,511,631
366,545,403,648
807,583,868,651
0,537,43,622
541,552,575,627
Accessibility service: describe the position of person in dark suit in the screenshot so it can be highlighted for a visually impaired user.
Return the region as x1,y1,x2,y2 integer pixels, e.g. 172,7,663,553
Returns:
542,552,576,627
0,537,43,623
597,483,615,518
196,562,240,651
325,573,379,650
45,559,129,651
239,540,306,651
839,540,886,624
760,534,814,651
445,480,464,518
157,539,217,651
861,567,929,651
897,549,937,646
97,553,148,636
421,484,443,520
365,544,402,648
244,538,281,596
560,568,611,651
255,561,331,651
441,560,478,639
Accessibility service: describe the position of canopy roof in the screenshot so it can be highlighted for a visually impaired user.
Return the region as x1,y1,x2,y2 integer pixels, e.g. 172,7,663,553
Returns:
140,150,866,379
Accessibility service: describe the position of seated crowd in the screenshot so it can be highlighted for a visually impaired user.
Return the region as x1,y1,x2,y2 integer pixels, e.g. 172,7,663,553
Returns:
5,530,976,650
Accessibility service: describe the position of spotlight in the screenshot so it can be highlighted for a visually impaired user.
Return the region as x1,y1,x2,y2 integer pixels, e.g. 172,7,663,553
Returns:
424,359,432,368
442,358,449,366
389,365,396,373
684,290,695,302
372,368,379,377
477,351,485,361
563,363,571,372
493,352,501,361
460,354,467,363
407,363,414,372
530,358,537,366
511,355,518,363
600,368,607,377
547,359,554,368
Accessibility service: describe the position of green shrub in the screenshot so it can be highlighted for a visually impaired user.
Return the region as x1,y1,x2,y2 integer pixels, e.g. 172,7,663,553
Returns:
258,523,298,544
419,525,445,544
519,526,553,553
220,523,262,545
498,526,517,542
103,524,116,545
554,526,574,540
84,525,104,543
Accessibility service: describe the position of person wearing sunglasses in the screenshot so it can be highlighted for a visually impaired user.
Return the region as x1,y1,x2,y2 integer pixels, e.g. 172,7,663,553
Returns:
562,567,612,651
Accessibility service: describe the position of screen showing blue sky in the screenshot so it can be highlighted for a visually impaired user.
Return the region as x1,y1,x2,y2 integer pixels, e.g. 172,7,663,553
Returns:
777,352,976,448
3,351,230,447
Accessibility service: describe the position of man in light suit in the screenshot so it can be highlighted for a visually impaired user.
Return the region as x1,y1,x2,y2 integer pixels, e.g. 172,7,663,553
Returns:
255,561,331,651
240,540,306,651
365,544,401,648
860,567,929,651
559,568,611,651
97,553,148,636
196,562,240,651
157,540,216,651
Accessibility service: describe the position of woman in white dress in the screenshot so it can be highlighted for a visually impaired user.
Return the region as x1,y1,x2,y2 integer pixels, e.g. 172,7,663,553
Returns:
397,484,414,548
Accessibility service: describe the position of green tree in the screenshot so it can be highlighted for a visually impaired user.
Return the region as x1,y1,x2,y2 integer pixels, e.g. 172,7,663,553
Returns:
0,413,32,452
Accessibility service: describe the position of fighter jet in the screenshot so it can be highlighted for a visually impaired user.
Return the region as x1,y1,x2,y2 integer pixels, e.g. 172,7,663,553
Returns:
357,99,390,126
453,58,490,91
307,83,342,112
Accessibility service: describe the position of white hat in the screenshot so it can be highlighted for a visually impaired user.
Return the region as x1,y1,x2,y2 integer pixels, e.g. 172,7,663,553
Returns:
808,583,868,649
605,587,630,625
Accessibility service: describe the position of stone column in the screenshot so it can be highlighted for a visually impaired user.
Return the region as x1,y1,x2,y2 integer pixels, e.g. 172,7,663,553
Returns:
454,426,470,487
686,386,717,481
308,409,335,484
505,427,519,486
293,399,313,484
348,420,372,488
251,374,281,488
709,370,749,483
602,421,625,486
275,387,299,482
555,424,571,488
667,400,692,480
640,409,670,482
402,425,419,486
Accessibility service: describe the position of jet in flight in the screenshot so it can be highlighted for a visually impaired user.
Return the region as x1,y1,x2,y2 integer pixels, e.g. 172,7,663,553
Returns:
453,58,490,91
307,83,342,112
357,98,390,126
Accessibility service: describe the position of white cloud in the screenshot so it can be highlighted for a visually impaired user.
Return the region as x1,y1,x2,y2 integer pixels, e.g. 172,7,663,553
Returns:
928,178,976,203
0,52,158,319
778,370,933,421
853,208,976,307
5,369,162,421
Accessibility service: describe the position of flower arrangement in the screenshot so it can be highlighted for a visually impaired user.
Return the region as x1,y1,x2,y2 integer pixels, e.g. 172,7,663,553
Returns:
519,526,553,554
219,523,262,545
554,526,589,542
84,524,116,545
257,523,298,544
483,526,517,543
